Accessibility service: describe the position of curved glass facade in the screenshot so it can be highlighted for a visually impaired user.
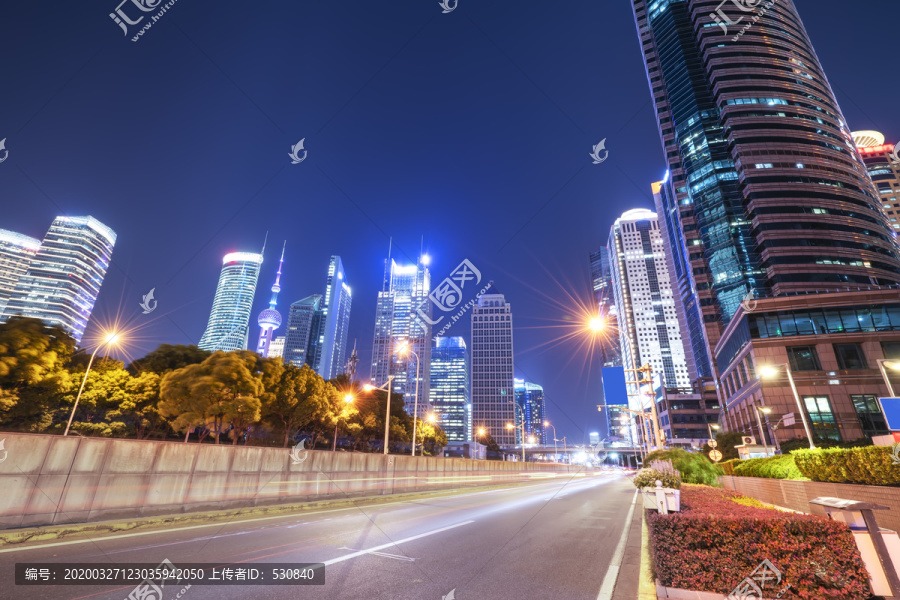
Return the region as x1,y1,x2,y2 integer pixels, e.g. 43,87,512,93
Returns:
198,252,263,352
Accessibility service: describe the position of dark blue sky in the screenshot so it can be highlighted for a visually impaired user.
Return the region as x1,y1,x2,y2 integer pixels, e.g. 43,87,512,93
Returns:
2,0,898,443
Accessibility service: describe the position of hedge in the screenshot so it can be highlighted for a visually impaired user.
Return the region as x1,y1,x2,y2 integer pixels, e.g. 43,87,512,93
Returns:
720,458,742,476
648,486,870,598
792,445,900,485
732,454,806,480
643,448,722,486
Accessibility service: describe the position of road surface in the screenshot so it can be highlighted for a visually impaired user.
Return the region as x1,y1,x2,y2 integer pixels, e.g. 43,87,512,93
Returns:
2,471,636,600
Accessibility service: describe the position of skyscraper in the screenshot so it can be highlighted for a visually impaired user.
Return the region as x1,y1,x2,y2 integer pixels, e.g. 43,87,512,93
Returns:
430,336,470,442
631,0,900,444
514,378,546,444
608,209,691,407
589,248,622,368
316,256,352,380
198,251,263,352
471,283,516,446
1,216,116,345
283,294,322,368
370,256,432,415
853,131,900,230
0,229,41,315
256,243,286,358
268,335,286,359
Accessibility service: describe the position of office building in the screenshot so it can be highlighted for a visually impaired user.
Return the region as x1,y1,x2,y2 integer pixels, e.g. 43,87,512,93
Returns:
601,366,631,444
283,295,323,368
316,256,352,380
198,251,263,352
514,378,546,444
853,131,900,229
256,243,286,358
430,336,471,442
1,216,116,345
471,283,516,446
0,229,41,315
631,0,900,444
589,248,623,368
370,256,432,415
268,335,285,360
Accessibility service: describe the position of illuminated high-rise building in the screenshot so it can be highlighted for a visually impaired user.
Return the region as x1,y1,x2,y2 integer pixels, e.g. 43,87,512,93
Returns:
853,131,900,229
471,283,516,446
430,336,470,442
514,378,545,445
589,248,622,368
0,229,41,315
256,243,286,358
268,336,286,360
198,251,263,352
316,256,352,380
283,294,323,368
370,256,432,414
1,216,116,345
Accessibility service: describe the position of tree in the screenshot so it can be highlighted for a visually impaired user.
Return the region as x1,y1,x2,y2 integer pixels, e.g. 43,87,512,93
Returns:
110,371,164,439
480,432,502,453
0,317,75,430
158,352,263,444
260,364,333,447
325,382,360,450
128,344,211,375
416,421,448,456
58,358,133,437
701,431,748,461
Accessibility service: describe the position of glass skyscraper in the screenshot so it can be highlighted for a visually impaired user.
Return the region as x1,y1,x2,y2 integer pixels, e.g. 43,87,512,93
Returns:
853,131,900,227
198,251,263,352
471,283,516,446
1,216,116,345
589,248,622,369
0,229,41,316
514,378,546,445
317,256,352,380
283,294,322,368
430,336,470,442
370,256,432,415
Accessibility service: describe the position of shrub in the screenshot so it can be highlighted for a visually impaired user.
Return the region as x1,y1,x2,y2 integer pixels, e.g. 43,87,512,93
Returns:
720,458,742,476
732,454,806,480
648,485,870,598
792,445,900,485
632,468,681,490
644,448,722,486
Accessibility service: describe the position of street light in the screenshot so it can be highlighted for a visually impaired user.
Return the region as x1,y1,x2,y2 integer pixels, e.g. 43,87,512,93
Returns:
544,420,558,461
707,423,720,440
753,406,772,457
363,375,395,455
506,421,526,462
877,359,900,398
760,364,815,449
332,394,354,451
396,341,421,457
64,332,120,437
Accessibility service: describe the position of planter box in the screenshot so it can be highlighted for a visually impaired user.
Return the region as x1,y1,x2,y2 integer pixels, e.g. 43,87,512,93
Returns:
641,487,680,513
655,581,789,599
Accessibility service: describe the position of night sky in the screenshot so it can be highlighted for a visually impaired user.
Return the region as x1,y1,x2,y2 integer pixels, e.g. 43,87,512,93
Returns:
2,0,898,444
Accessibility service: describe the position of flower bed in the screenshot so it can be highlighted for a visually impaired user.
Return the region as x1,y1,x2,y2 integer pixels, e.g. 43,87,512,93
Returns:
648,485,871,598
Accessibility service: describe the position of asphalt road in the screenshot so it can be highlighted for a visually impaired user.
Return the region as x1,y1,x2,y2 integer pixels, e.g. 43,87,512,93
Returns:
2,471,636,600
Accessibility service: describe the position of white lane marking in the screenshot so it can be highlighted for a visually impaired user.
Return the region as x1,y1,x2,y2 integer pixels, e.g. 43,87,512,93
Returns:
323,520,474,566
596,489,638,600
338,547,416,562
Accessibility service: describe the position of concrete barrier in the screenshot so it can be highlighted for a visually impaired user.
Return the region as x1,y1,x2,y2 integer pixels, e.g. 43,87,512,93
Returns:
0,433,579,528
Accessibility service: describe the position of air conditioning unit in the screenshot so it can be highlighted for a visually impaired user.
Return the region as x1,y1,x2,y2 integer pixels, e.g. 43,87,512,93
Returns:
742,436,756,445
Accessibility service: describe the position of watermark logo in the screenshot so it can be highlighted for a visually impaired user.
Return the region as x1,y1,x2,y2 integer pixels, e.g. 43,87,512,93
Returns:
125,558,190,600
891,443,900,465
290,439,310,464
590,138,608,164
726,559,791,600
140,288,158,314
0,439,7,463
439,0,457,13
289,138,307,164
416,259,482,327
442,589,456,600
740,289,758,313
111,0,179,41
0,139,8,163
710,0,778,41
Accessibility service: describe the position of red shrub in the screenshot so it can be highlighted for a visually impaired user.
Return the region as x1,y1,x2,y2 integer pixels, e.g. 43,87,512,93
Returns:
648,485,871,599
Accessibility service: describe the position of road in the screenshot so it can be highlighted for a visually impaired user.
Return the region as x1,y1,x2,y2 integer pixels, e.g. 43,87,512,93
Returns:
2,471,636,600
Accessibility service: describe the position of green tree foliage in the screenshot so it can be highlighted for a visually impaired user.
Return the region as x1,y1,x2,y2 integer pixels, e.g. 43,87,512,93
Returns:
128,344,211,374
644,448,722,486
159,351,263,444
701,431,747,461
0,317,75,430
260,364,334,447
416,420,448,456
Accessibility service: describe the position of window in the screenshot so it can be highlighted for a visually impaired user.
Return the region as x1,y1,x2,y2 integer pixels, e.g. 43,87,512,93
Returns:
787,346,822,371
852,395,889,437
834,344,867,370
882,341,900,360
803,395,841,441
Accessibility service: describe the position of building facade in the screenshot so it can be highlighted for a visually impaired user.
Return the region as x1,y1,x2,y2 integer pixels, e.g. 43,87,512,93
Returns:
268,335,286,359
0,229,41,316
198,251,263,352
283,295,322,368
630,0,900,444
317,256,352,380
471,283,516,446
430,336,471,443
589,247,623,369
1,216,116,345
853,131,900,231
256,243,285,358
370,257,432,415
514,378,546,445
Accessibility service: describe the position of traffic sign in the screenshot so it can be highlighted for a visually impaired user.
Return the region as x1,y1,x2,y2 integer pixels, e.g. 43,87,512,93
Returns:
709,449,723,463
880,398,900,431
708,440,718,448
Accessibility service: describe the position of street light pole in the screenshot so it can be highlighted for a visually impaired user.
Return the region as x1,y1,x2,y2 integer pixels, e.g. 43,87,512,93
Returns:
762,363,815,449
65,334,119,437
753,406,770,457
363,375,395,455
878,359,898,398
545,421,558,461
408,348,420,457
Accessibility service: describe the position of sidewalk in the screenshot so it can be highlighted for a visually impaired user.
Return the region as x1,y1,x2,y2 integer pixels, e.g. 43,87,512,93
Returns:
612,498,655,600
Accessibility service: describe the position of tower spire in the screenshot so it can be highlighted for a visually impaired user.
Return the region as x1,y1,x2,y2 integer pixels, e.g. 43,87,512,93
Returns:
256,240,285,358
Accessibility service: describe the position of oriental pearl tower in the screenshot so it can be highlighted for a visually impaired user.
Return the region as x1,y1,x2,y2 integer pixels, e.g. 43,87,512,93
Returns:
256,242,286,358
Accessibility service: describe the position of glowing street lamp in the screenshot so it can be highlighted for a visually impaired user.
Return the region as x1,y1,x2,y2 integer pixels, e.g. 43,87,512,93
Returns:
363,376,395,455
760,364,815,449
396,341,421,457
64,332,120,436
544,420,558,459
333,393,355,451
